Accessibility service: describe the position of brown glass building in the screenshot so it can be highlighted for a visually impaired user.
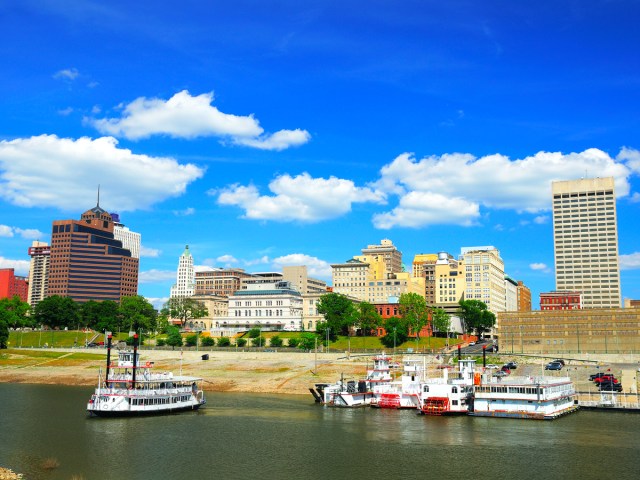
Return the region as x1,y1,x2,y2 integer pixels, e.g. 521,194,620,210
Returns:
47,203,138,302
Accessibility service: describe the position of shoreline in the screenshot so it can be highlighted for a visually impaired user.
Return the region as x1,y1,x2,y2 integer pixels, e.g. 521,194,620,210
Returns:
0,348,379,395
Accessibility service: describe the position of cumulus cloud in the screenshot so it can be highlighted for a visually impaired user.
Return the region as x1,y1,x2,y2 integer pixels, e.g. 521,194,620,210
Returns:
53,68,79,81
215,173,386,222
216,254,239,265
172,207,195,216
272,253,332,279
533,215,549,224
138,269,176,284
620,253,640,270
140,246,161,258
371,148,633,229
88,90,310,151
372,191,480,229
0,225,44,239
194,265,216,273
146,297,168,310
0,257,30,276
530,263,549,271
0,134,204,211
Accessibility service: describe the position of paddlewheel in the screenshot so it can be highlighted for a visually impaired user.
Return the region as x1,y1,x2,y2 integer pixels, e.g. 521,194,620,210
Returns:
377,393,401,409
421,397,450,415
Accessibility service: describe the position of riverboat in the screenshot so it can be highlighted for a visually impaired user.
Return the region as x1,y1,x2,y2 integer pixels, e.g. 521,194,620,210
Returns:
87,334,206,417
310,352,393,407
470,375,578,420
371,357,423,409
418,358,476,415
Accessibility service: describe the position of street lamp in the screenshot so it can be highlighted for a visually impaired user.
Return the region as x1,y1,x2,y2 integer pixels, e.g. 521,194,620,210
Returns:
326,327,330,352
393,327,397,359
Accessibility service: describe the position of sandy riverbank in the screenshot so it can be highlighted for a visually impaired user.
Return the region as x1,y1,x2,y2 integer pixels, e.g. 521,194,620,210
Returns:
0,348,391,395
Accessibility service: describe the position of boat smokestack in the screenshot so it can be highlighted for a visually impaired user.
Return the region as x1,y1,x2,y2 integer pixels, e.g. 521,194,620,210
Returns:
483,345,486,367
457,344,461,361
132,333,138,389
106,333,113,386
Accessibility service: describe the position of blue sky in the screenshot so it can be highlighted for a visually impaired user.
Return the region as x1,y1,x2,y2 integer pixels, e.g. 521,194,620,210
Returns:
1,0,640,308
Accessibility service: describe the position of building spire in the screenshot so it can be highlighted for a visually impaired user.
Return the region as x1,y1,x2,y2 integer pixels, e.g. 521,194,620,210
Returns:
97,184,101,208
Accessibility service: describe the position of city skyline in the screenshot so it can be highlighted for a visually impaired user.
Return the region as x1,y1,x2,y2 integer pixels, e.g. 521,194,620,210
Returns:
1,1,639,308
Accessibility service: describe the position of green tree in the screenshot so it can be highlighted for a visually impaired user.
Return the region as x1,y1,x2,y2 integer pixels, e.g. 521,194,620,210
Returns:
316,293,357,337
355,301,382,336
185,333,198,347
287,337,300,348
119,295,157,333
34,296,80,329
269,336,283,347
247,328,261,338
380,317,409,348
251,335,264,347
298,332,317,351
458,299,496,337
0,296,31,329
165,326,184,349
399,293,430,349
81,300,119,332
217,336,231,347
0,317,9,348
432,308,452,337
201,336,215,347
161,297,208,328
236,338,247,347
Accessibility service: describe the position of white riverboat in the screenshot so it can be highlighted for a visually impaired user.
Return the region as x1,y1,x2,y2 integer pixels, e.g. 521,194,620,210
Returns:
87,335,206,417
310,353,393,407
418,359,477,415
470,375,578,420
371,357,423,409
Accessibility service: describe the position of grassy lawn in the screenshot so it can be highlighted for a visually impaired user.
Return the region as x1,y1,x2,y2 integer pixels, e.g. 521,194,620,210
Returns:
7,330,128,349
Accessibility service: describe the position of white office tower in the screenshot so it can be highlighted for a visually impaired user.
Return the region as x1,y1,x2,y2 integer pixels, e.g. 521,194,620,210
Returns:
27,241,50,308
170,245,196,298
552,177,621,308
111,213,141,259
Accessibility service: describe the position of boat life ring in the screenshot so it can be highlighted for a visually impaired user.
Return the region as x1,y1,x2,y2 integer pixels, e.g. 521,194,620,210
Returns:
145,362,151,367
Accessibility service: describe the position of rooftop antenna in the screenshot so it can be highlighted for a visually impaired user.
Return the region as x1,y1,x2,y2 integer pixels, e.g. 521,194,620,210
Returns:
97,184,101,207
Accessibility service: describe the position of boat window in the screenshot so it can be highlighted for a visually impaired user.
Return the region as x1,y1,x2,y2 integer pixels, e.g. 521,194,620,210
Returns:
452,387,458,393
423,386,429,393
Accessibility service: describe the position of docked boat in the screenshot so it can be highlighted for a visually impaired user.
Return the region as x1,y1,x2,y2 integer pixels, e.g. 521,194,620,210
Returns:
470,375,578,420
87,334,206,417
418,359,476,415
371,357,424,409
310,352,393,407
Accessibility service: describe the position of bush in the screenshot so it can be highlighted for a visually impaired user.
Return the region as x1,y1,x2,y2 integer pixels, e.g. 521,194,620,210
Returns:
166,327,184,348
269,336,283,347
185,334,198,347
247,328,261,338
156,338,166,347
125,334,146,346
251,336,264,347
298,332,316,351
201,336,215,347
236,338,247,347
218,336,231,347
287,338,300,348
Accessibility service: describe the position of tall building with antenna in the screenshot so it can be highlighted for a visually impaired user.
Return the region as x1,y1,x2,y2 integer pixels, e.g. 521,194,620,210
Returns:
551,177,621,308
170,245,196,298
47,192,139,303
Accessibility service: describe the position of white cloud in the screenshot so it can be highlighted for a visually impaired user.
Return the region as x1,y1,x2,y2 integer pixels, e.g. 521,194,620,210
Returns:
58,107,74,116
372,191,480,229
620,253,640,270
140,246,161,258
216,173,386,222
0,257,30,276
533,215,549,224
138,269,176,284
53,68,79,81
146,297,168,310
0,135,204,211
617,147,640,173
194,265,216,273
88,90,311,150
0,225,44,239
244,256,271,266
216,254,239,265
271,254,332,279
530,263,549,271
630,193,640,203
372,149,631,228
172,207,195,216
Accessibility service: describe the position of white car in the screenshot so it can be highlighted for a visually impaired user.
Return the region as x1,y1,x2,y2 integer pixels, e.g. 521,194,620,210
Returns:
485,364,499,370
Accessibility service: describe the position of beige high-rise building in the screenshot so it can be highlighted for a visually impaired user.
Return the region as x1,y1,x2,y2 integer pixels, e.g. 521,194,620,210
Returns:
412,253,439,303
356,239,403,277
461,246,505,314
552,177,621,308
27,241,50,308
366,271,425,304
331,259,369,301
433,252,465,315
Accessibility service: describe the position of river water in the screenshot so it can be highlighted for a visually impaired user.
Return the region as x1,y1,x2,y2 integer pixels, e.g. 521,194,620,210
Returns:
1,383,639,480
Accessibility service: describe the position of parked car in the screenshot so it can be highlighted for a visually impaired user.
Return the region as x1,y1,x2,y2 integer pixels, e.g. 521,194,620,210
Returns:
468,342,476,346
545,361,563,371
552,359,566,366
485,364,499,370
594,375,618,384
599,381,623,392
493,370,508,378
504,361,518,370
590,372,610,381
500,366,511,374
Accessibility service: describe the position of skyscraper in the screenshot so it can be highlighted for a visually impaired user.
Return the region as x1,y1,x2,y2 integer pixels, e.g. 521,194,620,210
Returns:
27,241,50,308
170,245,195,298
47,201,139,302
111,213,141,259
551,177,621,308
